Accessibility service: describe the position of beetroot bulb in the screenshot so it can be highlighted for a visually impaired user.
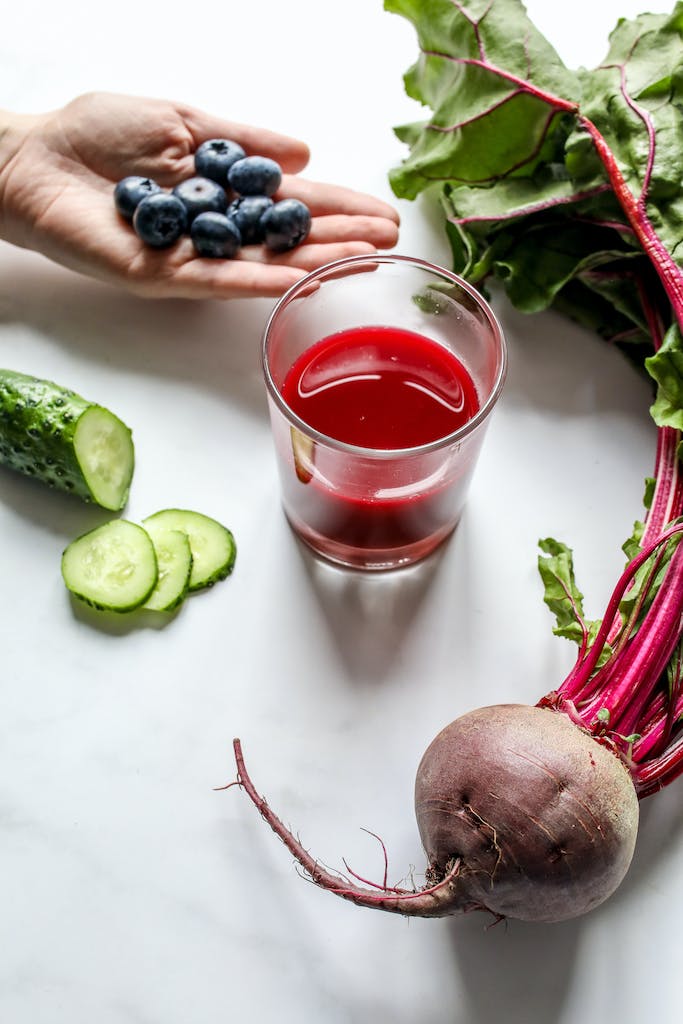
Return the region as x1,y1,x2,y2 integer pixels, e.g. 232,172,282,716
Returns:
412,705,639,922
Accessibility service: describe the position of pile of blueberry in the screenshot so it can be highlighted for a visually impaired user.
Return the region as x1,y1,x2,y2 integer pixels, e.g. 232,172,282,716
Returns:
114,138,311,258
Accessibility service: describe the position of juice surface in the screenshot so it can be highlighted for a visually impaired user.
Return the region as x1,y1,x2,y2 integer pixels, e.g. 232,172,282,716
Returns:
281,325,479,449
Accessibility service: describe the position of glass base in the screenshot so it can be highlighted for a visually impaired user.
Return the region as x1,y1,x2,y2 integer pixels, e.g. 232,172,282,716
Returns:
284,510,458,571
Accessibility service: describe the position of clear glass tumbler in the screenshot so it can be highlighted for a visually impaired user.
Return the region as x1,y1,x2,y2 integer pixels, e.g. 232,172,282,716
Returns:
262,254,507,571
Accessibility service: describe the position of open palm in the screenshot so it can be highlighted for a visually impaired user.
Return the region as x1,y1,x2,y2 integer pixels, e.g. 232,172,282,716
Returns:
0,92,399,299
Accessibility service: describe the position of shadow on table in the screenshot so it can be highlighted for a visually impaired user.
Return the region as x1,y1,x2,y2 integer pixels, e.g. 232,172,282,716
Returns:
65,593,184,634
293,530,454,682
492,291,654,421
0,247,274,418
0,248,655,434
444,776,683,1024
446,911,583,1024
617,779,683,898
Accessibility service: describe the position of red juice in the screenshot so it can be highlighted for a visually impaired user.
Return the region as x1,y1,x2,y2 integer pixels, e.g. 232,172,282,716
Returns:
274,325,483,568
281,325,479,449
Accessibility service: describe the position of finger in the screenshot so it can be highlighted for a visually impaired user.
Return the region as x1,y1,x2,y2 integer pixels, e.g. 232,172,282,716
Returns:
137,256,308,300
305,214,399,250
241,240,380,273
178,104,310,174
279,175,400,224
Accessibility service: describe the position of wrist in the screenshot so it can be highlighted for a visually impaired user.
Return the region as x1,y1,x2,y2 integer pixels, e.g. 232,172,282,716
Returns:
0,110,39,240
0,109,33,169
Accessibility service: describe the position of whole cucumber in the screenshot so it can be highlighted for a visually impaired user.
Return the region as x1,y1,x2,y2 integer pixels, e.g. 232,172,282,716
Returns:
0,369,134,511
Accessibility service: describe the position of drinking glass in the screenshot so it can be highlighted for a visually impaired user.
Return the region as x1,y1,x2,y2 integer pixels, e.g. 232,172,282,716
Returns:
262,254,507,571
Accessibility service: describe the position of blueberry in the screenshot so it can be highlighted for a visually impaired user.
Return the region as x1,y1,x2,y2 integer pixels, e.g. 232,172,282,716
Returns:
261,199,311,252
228,156,282,197
172,176,228,223
133,193,188,248
114,176,162,221
190,212,241,258
194,138,246,184
227,195,273,245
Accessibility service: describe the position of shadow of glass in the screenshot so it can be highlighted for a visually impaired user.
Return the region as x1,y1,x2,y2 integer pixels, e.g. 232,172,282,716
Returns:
292,532,453,683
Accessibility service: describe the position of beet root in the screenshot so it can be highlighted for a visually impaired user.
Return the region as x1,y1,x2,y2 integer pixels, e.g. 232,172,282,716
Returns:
232,703,639,922
416,704,639,922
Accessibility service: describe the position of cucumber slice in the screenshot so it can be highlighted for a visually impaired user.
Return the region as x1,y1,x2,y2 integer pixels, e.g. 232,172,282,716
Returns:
290,426,315,483
61,519,157,612
142,509,236,591
0,369,134,510
143,528,193,612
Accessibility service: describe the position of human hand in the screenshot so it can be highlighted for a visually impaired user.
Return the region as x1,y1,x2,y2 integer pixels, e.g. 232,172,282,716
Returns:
0,92,400,299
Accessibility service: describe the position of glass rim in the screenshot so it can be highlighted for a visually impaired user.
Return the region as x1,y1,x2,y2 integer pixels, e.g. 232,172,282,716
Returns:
262,253,508,459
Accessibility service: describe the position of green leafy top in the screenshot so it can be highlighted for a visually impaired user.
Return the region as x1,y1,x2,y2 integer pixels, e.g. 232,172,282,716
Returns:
537,537,607,657
388,0,581,198
386,0,683,422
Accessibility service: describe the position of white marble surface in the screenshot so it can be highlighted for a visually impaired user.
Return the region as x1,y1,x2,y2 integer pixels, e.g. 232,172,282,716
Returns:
1,2,682,1022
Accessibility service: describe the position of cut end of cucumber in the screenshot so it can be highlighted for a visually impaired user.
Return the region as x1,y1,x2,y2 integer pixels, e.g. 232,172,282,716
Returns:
142,508,236,591
74,406,134,511
62,519,157,612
